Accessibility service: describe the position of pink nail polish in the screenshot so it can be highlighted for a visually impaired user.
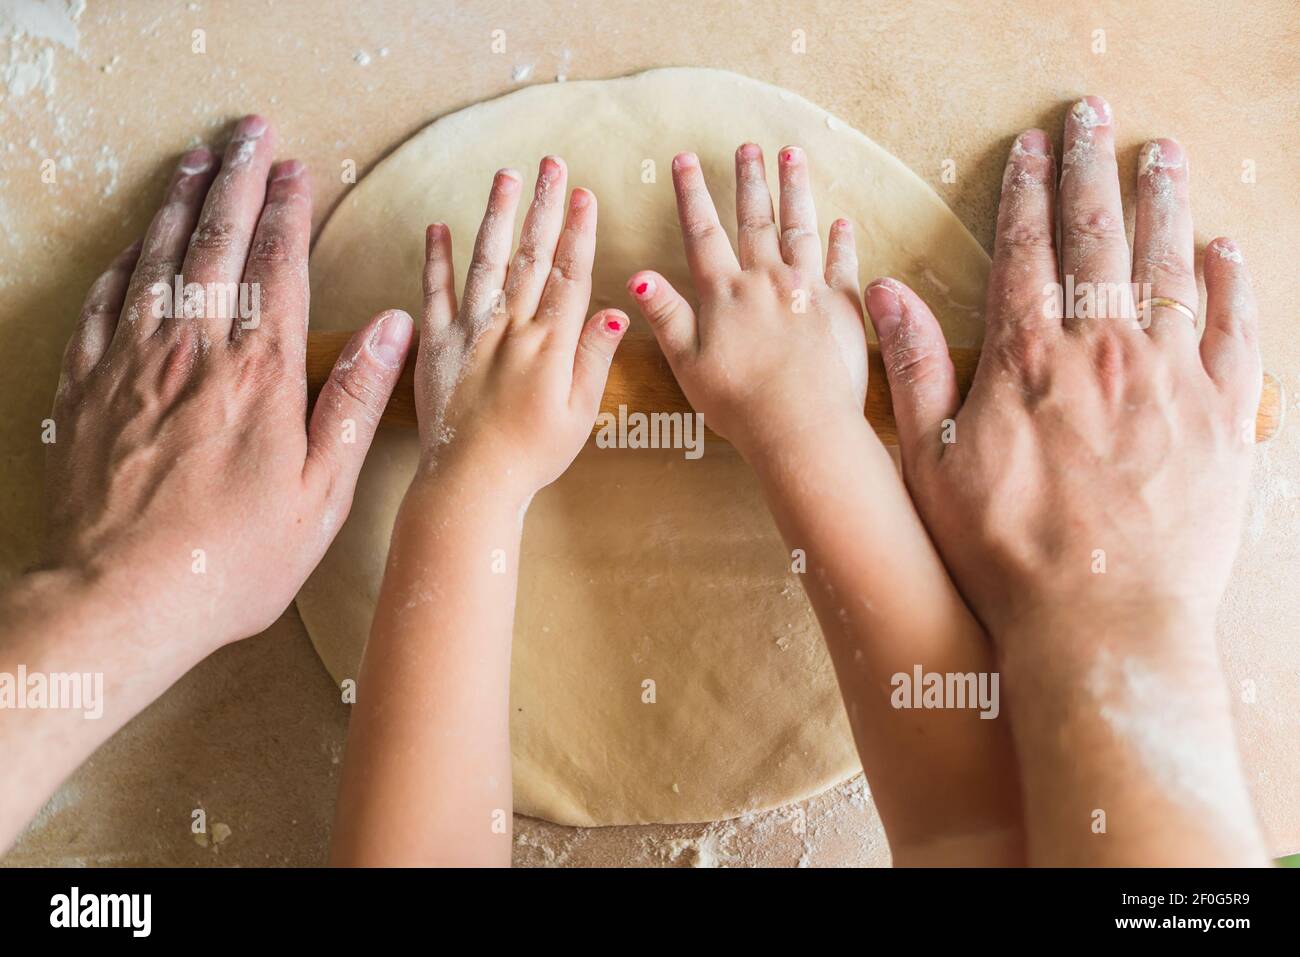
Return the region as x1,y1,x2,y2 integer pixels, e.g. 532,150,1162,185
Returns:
633,278,655,299
605,317,623,333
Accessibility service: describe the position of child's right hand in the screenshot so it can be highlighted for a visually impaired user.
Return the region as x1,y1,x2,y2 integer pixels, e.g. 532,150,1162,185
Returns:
628,145,868,455
414,158,629,501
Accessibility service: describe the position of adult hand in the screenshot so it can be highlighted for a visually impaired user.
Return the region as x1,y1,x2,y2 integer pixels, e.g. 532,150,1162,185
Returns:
865,97,1259,653
864,97,1266,865
44,115,413,653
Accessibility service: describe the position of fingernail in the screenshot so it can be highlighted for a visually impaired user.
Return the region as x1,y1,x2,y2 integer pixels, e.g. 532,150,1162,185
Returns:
1212,238,1244,263
1071,96,1111,129
368,310,413,368
865,280,903,337
495,168,521,192
570,187,592,210
737,142,761,162
631,276,656,300
672,152,698,171
780,146,802,165
179,148,213,174
1139,138,1184,176
270,159,304,181
604,313,626,334
235,114,268,139
1016,130,1049,157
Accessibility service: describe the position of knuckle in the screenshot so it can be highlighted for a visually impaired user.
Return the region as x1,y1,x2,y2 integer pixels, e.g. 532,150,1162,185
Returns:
997,220,1054,253
190,219,241,253
248,231,294,265
335,366,382,412
511,247,539,274
131,255,178,289
467,258,501,280
550,257,585,284
1065,205,1124,245
885,343,940,383
993,329,1054,390
881,326,942,384
1088,332,1132,398
1132,252,1192,286
155,336,200,396
645,297,681,326
684,218,721,241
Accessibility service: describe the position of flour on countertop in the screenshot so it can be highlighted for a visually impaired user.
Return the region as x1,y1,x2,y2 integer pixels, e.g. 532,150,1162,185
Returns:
510,773,880,868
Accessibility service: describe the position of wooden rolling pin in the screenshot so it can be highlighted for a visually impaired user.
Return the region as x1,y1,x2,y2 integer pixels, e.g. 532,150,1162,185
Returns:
305,330,1285,445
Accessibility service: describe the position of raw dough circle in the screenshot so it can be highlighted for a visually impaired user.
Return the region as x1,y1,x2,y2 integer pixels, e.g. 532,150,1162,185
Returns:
298,68,988,826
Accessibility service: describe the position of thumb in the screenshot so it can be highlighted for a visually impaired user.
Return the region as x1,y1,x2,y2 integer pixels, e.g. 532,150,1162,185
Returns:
863,278,959,467
627,271,696,361
305,308,414,503
570,308,630,418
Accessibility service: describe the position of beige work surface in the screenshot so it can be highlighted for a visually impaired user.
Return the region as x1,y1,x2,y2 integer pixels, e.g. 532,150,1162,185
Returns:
1,1,1296,867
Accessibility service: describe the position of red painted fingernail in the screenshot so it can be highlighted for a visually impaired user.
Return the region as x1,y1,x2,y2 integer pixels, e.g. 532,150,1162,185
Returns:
605,317,623,333
633,277,655,299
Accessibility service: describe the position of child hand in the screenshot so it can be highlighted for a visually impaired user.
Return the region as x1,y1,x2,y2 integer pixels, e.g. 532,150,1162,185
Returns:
627,145,868,454
415,158,628,500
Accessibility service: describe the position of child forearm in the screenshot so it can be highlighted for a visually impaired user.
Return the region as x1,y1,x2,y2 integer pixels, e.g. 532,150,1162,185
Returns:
741,417,1023,863
330,473,524,866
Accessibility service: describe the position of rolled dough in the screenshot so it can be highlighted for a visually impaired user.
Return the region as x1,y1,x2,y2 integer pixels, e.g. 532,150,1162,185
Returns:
298,68,988,826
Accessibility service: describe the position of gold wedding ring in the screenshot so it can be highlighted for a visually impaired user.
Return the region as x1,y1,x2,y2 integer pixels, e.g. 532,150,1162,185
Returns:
1136,297,1197,325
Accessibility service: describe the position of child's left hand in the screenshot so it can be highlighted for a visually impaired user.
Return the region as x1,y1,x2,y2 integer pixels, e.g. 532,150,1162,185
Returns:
415,157,629,500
